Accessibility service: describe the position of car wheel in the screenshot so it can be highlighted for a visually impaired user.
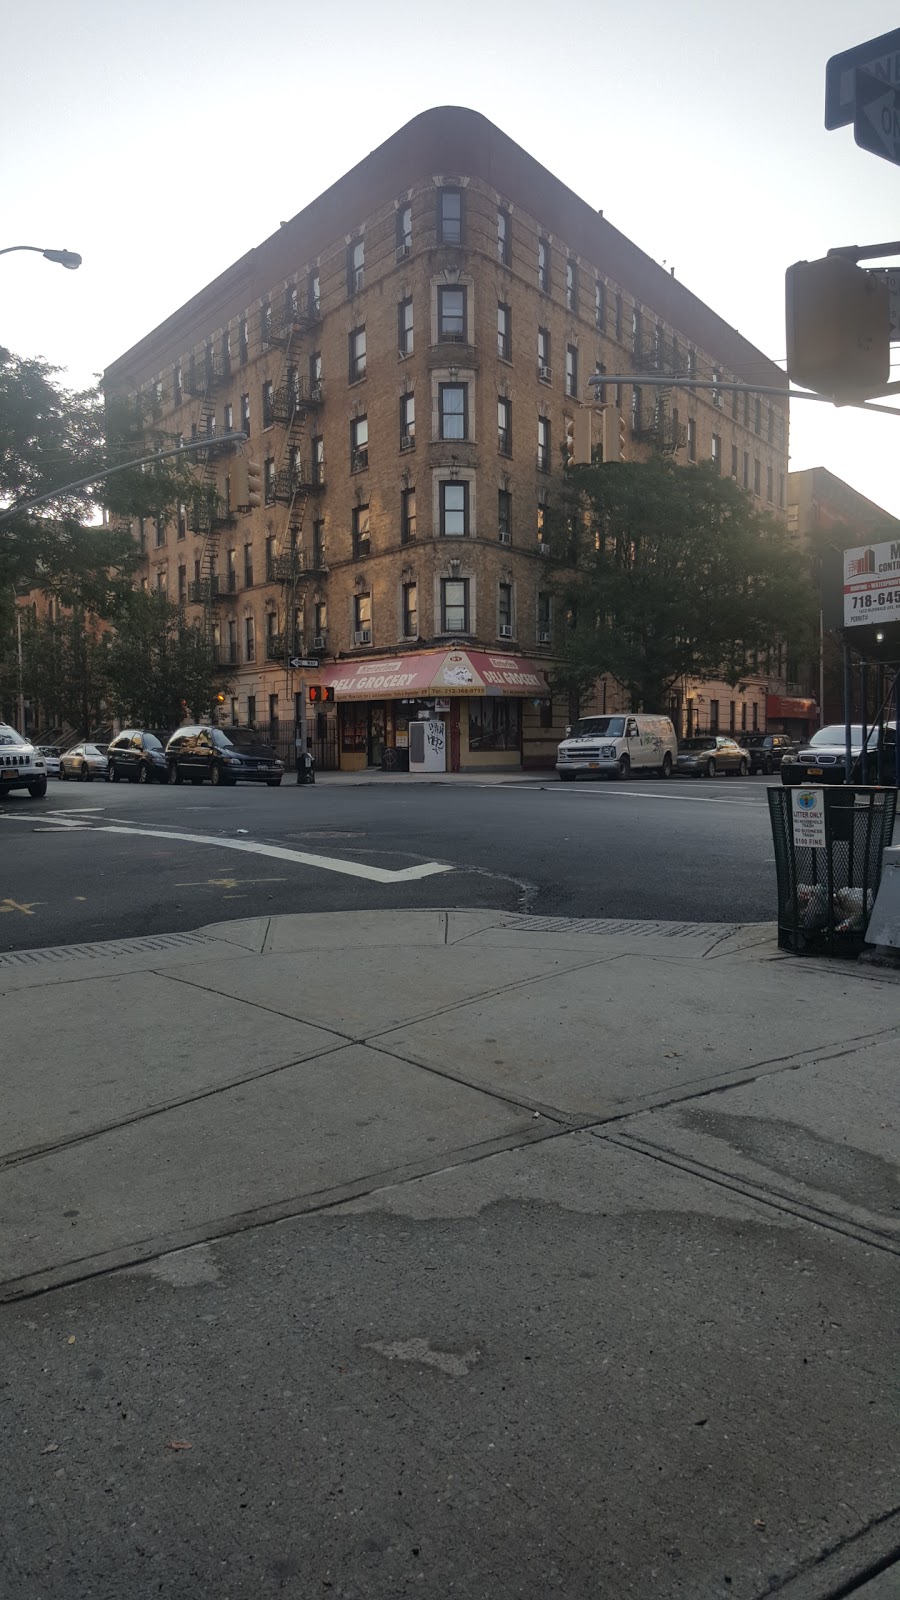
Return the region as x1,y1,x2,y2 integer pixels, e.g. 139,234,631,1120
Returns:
210,762,225,787
705,758,716,779
266,779,282,787
739,758,749,777
168,763,182,785
80,762,90,782
138,763,149,785
617,755,631,780
659,753,673,779
59,764,67,780
28,777,48,799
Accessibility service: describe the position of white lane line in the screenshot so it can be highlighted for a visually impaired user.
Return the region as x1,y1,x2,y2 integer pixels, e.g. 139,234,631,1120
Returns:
554,786,769,807
98,825,453,884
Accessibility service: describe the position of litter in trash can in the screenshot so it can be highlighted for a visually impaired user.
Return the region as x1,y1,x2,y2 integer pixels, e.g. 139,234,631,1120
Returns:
768,786,897,957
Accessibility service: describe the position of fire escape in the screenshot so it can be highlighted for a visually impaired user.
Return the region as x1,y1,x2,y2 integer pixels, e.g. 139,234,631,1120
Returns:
185,345,237,642
631,332,688,455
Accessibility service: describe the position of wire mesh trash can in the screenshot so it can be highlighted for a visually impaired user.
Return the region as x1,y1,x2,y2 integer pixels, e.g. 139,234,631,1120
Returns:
768,786,897,957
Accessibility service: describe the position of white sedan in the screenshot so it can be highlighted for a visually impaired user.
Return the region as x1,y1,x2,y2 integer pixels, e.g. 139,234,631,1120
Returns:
59,742,109,782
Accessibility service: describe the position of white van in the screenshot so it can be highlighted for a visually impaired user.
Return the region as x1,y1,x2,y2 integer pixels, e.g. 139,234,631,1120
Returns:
556,713,678,781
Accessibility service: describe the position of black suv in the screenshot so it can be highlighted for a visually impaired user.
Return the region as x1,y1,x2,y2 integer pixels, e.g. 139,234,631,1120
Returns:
166,725,284,787
744,733,797,775
106,729,170,784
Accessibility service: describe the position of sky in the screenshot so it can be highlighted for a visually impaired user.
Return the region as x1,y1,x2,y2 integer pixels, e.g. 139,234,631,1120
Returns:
4,0,900,515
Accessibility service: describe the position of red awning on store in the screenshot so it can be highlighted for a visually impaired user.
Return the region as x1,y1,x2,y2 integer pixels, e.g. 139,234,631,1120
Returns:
328,649,549,701
767,695,818,720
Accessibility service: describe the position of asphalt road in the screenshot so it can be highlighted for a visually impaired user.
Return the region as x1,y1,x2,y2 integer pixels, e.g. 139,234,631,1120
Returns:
0,771,784,952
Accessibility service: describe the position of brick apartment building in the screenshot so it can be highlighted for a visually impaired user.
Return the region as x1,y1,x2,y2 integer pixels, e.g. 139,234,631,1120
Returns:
104,106,791,772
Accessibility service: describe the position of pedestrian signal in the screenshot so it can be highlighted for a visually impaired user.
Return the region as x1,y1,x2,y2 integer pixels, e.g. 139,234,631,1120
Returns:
308,685,335,704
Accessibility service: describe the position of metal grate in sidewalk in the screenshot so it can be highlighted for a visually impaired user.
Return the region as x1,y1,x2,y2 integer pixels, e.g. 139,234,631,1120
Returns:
0,931,217,970
498,915,740,940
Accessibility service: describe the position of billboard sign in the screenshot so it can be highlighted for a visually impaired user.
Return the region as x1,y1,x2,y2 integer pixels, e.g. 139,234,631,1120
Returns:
843,539,900,627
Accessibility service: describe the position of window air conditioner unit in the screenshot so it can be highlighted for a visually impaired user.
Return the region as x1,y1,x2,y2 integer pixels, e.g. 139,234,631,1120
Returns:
396,244,411,261
499,624,513,639
539,543,550,555
539,364,552,381
539,630,551,643
400,433,415,451
313,635,327,651
354,629,371,645
498,529,511,545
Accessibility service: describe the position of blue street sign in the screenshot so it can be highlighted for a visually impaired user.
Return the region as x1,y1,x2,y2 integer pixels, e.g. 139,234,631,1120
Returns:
825,28,900,130
854,69,900,167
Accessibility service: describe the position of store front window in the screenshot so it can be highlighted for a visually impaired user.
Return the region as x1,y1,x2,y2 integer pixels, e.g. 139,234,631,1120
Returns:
469,698,521,753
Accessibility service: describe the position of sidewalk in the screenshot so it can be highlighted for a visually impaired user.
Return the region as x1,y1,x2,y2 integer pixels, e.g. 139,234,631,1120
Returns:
2,910,898,1599
309,767,551,784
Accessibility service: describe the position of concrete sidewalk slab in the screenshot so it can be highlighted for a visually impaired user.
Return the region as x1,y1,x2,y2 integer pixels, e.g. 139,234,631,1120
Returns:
0,1043,539,1291
3,1132,896,1600
0,969,341,1160
608,1034,900,1239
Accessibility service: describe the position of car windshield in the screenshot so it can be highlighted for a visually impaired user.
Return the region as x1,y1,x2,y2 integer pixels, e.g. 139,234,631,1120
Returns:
0,728,27,747
574,717,625,737
216,727,275,753
86,744,108,756
142,734,164,751
745,735,767,747
38,746,60,757
679,738,714,751
809,725,864,748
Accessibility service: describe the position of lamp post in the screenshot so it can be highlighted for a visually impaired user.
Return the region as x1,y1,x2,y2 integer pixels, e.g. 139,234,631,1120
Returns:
0,244,81,270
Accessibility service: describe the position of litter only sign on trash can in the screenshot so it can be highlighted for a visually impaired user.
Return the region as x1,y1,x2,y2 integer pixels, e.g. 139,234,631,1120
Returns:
791,788,827,848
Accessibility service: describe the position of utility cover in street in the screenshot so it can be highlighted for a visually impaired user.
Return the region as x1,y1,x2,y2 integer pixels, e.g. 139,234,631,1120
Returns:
825,28,900,128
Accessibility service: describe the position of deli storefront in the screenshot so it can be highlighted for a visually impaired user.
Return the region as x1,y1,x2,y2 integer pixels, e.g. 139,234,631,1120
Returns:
328,649,549,772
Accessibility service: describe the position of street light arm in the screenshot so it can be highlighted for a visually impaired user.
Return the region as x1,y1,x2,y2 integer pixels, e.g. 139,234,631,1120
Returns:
585,372,900,417
0,244,81,269
0,432,248,525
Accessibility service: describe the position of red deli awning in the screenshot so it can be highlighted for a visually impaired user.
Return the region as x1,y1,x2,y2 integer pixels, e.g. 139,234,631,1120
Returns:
328,650,549,702
767,694,819,720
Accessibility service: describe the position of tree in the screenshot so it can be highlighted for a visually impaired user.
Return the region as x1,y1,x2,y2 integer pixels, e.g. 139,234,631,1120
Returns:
18,610,109,736
551,457,816,714
104,592,230,730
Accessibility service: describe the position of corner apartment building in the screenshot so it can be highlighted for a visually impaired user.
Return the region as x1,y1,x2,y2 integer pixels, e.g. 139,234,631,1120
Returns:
104,106,790,772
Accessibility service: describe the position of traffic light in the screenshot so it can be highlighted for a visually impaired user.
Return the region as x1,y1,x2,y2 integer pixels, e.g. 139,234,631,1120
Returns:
233,456,263,509
564,409,592,466
308,685,335,704
785,256,889,400
602,407,627,462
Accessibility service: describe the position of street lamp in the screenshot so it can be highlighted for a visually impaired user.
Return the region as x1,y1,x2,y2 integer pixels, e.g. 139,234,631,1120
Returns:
0,244,81,270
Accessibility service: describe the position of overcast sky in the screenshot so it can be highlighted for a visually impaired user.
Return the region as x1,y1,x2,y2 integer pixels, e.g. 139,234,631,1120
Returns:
4,0,900,515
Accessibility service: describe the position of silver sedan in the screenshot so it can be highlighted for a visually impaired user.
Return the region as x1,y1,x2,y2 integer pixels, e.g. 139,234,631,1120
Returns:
676,736,750,778
59,742,109,782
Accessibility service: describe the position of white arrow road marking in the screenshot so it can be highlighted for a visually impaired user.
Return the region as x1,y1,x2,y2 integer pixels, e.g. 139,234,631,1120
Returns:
98,825,453,884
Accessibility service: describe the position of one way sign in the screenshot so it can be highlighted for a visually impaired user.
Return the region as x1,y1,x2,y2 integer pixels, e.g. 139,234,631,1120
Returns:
853,68,900,167
825,28,900,129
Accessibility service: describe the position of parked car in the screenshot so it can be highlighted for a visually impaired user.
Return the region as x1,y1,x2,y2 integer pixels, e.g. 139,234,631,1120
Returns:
59,742,109,782
676,735,750,778
105,729,170,784
34,744,61,777
744,732,798,775
0,724,48,799
556,713,678,780
781,723,897,785
166,725,285,787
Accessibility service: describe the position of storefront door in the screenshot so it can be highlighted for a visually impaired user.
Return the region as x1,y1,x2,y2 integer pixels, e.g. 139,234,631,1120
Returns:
369,704,386,767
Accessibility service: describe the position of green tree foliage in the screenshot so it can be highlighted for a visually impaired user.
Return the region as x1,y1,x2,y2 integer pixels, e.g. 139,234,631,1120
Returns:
551,458,816,713
104,593,230,731
18,610,109,736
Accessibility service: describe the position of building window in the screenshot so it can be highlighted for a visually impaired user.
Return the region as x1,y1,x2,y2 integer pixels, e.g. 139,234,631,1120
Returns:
245,692,255,726
400,392,416,448
172,364,182,405
440,479,469,536
538,237,550,294
437,285,466,341
498,396,512,456
223,402,233,435
469,697,520,752
441,577,469,633
686,348,696,379
310,350,322,387
353,592,372,642
767,405,775,445
752,702,759,732
177,503,187,540
537,500,548,543
352,502,370,558
439,187,462,244
240,394,250,439
614,292,623,342
687,418,697,462
731,443,739,477
741,700,748,732
205,410,216,439
312,434,325,486
743,450,750,489
265,534,275,579
314,600,327,638
754,396,762,436
498,582,512,636
402,581,418,638
243,542,254,587
537,326,551,380
312,519,325,566
260,303,271,348
711,433,721,472
239,317,249,364
439,382,467,440
498,488,512,542
631,386,642,435
497,207,510,265
177,564,186,603
766,464,774,503
347,236,365,296
398,296,414,355
537,590,551,638
566,258,577,312
565,344,578,399
155,516,166,548
631,307,642,357
307,269,321,318
402,485,417,543
754,457,761,496
594,279,605,331
262,380,274,428
709,698,719,733
349,326,367,383
351,415,369,472
778,471,785,509
226,547,236,591
264,458,276,503
397,203,412,253
497,301,511,361
537,416,551,473
244,616,255,663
